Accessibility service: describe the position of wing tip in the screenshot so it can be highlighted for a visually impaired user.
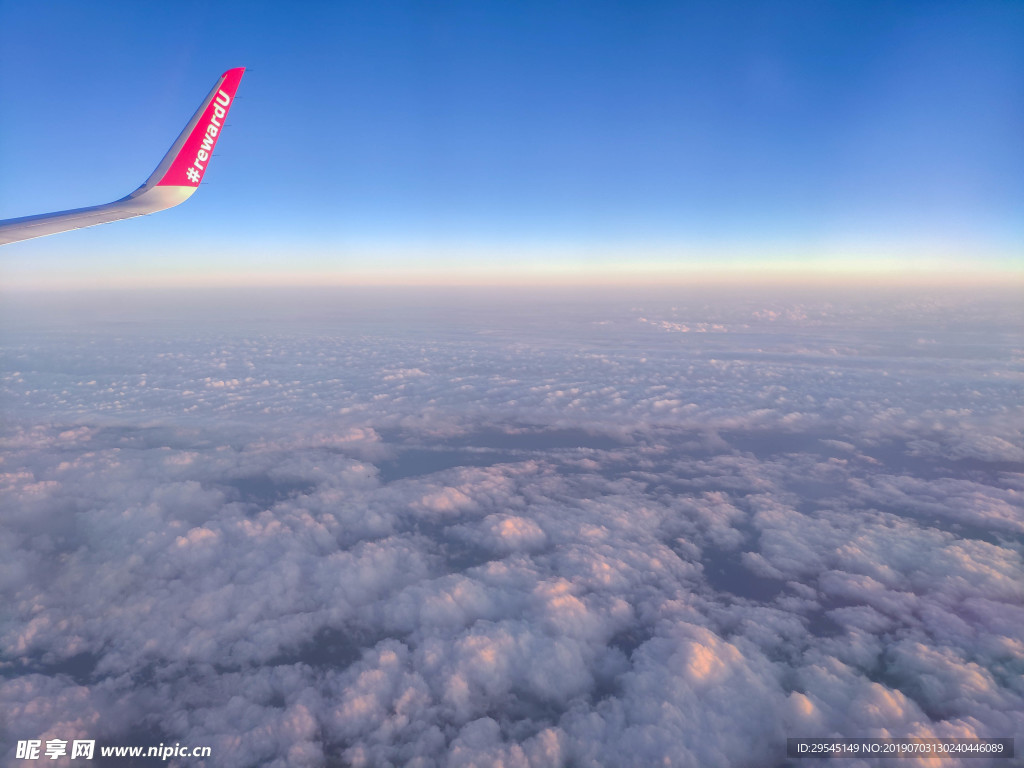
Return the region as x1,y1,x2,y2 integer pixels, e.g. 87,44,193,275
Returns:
153,68,245,189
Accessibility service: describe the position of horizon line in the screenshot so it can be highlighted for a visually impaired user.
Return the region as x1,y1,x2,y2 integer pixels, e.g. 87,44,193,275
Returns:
3,263,1022,292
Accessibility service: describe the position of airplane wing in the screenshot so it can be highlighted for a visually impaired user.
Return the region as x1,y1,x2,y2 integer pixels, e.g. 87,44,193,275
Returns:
0,67,245,247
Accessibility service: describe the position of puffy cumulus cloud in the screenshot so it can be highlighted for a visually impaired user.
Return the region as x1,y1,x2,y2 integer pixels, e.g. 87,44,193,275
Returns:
470,514,548,555
0,675,103,747
850,473,1024,533
554,622,787,767
1,287,1022,766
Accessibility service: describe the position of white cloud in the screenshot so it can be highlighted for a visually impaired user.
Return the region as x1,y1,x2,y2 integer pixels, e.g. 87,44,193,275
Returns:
2,287,1021,766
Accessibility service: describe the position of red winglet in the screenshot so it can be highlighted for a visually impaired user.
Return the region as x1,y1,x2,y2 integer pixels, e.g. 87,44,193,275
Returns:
156,67,245,188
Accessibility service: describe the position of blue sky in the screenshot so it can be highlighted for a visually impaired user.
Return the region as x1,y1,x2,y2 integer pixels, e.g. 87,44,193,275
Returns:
1,0,1021,286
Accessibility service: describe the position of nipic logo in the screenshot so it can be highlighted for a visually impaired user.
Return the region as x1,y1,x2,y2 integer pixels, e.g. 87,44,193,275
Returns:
189,89,231,182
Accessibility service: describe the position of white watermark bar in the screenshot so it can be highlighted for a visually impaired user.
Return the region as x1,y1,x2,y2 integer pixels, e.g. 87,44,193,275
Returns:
16,739,212,761
787,738,1014,759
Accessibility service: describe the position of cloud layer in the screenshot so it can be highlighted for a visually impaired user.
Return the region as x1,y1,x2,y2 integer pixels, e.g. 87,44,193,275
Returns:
2,287,1021,766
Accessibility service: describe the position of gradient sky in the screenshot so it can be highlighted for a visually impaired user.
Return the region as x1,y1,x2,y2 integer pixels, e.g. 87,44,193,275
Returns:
1,0,1022,286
